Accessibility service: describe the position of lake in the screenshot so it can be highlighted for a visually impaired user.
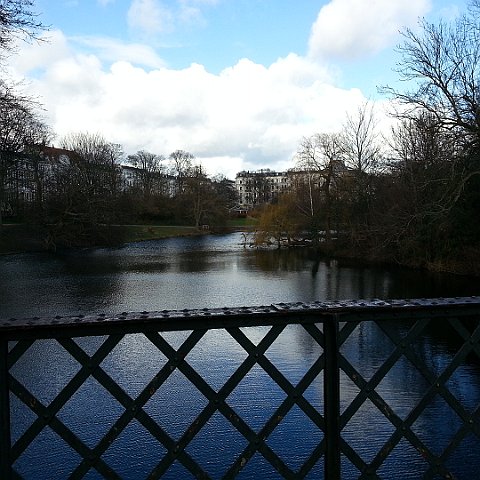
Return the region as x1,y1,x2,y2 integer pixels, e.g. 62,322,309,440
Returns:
1,232,478,318
2,233,480,479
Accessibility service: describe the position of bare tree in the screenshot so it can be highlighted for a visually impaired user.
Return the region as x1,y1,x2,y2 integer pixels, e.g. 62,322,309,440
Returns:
379,2,480,265
169,149,194,193
185,164,209,228
40,132,124,245
0,80,48,150
60,132,122,196
343,102,382,174
0,0,50,224
0,79,51,225
211,174,237,211
390,112,459,214
295,135,325,218
382,6,480,146
296,132,346,246
341,102,383,238
0,0,47,55
127,150,166,198
379,111,464,263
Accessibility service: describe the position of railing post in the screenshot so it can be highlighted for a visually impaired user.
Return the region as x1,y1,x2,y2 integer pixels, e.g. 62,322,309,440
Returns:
0,338,12,479
324,315,341,480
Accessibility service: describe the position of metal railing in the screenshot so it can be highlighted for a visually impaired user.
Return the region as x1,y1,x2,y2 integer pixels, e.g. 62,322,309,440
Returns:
1,297,480,479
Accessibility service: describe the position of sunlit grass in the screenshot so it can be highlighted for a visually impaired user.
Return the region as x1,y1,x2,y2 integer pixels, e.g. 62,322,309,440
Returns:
117,225,199,243
226,217,258,228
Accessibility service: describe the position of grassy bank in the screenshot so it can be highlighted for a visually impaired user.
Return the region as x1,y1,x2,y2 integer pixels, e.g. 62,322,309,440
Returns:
112,225,200,244
0,221,251,254
114,219,259,244
0,223,205,254
226,217,258,229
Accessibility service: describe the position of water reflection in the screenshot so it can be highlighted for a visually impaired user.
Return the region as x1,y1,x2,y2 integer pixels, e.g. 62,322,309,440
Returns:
3,233,480,478
1,233,479,319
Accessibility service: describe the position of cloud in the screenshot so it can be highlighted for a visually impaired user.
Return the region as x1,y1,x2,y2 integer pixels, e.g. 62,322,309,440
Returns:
127,0,218,37
72,36,166,69
308,0,431,61
9,33,373,179
7,30,71,75
127,0,174,35
178,0,220,24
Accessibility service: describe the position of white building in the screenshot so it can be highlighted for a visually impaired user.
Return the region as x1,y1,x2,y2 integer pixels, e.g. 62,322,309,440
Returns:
235,169,289,208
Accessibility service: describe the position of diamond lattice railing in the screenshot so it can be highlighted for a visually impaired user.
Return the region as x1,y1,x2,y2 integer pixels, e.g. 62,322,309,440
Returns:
336,312,480,480
7,324,328,479
1,297,480,479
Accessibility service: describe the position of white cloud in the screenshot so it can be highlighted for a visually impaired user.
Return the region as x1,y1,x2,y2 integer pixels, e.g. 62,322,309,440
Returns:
308,0,432,61
126,0,218,36
127,0,174,35
72,36,166,69
8,30,71,75
178,5,203,25
9,33,375,178
178,0,220,24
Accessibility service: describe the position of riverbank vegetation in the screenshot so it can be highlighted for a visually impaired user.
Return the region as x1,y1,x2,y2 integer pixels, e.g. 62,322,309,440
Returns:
252,4,480,276
0,223,204,254
0,134,239,250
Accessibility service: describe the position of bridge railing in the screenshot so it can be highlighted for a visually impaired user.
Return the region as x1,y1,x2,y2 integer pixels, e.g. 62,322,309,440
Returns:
1,297,480,479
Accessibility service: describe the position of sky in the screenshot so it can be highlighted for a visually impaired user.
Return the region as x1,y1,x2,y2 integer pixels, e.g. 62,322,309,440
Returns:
5,0,469,178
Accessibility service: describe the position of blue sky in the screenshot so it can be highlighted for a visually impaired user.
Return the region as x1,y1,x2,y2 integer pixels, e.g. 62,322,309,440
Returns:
36,1,321,70
8,0,470,177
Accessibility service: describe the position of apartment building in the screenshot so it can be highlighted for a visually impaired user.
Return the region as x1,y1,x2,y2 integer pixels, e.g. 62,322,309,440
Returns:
235,169,289,208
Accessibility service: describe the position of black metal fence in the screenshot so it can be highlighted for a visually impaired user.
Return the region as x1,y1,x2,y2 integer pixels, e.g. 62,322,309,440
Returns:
1,297,480,479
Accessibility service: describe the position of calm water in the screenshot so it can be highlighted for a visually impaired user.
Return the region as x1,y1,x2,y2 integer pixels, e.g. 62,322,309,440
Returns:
1,232,479,318
2,233,480,479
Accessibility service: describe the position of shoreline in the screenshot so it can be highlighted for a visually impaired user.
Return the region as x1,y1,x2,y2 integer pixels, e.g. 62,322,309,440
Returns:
0,223,254,255
1,224,478,278
0,223,207,255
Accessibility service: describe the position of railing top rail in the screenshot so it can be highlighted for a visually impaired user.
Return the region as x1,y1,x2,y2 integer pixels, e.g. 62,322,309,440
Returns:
1,296,480,340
